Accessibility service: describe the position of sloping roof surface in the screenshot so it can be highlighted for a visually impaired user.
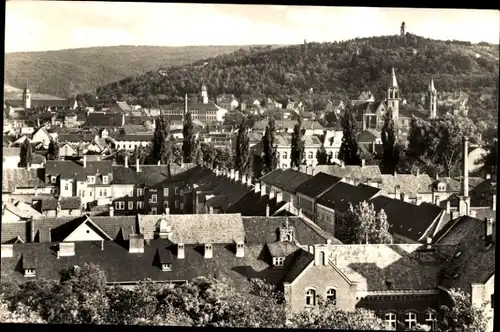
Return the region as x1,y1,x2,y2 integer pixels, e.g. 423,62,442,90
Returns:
295,172,343,199
311,165,382,183
317,182,381,212
380,174,434,198
2,168,45,192
260,169,313,193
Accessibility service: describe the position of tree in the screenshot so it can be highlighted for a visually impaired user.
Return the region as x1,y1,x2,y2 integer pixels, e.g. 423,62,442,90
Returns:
341,201,392,244
316,145,330,165
338,107,361,166
404,114,477,177
200,142,217,168
261,116,278,174
115,149,130,165
474,138,497,178
0,295,45,323
182,111,195,163
381,109,399,174
291,116,305,168
437,288,488,332
46,138,60,161
19,139,33,167
151,116,172,164
234,118,251,174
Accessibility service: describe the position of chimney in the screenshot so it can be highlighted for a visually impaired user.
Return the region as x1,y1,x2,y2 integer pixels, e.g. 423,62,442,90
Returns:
1,244,14,258
184,93,188,115
361,159,366,168
177,243,185,259
371,141,376,153
136,158,141,172
269,190,275,199
485,218,494,247
83,155,87,168
124,155,129,168
109,205,114,217
58,242,75,257
121,114,125,127
486,174,491,180
241,174,247,185
425,237,432,249
394,186,399,200
416,197,422,205
298,208,303,217
157,160,161,166
165,207,170,215
234,171,239,182
235,242,244,258
446,200,451,214
129,234,145,254
462,136,469,198
209,206,214,214
247,176,252,187
493,194,496,211
204,243,213,259
261,183,267,197
340,161,345,168
276,192,283,203
230,169,235,180
180,160,184,168
416,169,420,177
254,182,261,193
215,168,219,176
101,240,104,251
266,204,270,217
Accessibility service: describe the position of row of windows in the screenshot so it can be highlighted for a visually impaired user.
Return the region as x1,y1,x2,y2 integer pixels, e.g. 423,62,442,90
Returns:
115,200,183,211
385,311,436,330
317,210,334,223
135,188,182,197
305,288,337,306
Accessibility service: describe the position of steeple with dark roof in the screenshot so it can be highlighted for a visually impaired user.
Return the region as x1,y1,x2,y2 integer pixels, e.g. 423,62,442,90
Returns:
387,67,400,120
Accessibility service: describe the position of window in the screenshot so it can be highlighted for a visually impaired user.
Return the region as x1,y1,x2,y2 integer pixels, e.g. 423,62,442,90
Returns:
164,188,169,196
137,201,144,209
435,196,440,205
305,288,316,307
273,257,284,266
99,189,103,197
175,200,179,208
103,176,108,184
175,187,179,195
162,263,172,271
385,312,397,329
115,201,125,210
276,152,280,159
151,194,157,203
425,311,436,330
491,294,494,309
180,189,184,196
87,176,95,184
326,288,337,304
128,201,134,210
282,152,288,159
51,176,57,184
137,188,143,196
438,183,446,191
307,151,313,159
180,202,184,210
151,207,157,214
103,189,107,197
24,269,36,277
405,312,417,329
164,200,169,208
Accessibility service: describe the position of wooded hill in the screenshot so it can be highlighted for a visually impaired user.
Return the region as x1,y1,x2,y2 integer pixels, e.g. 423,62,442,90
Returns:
4,45,277,98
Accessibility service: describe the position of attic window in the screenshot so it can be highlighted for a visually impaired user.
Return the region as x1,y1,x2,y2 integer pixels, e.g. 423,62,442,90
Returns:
102,176,108,184
455,251,462,258
162,263,172,271
24,268,36,277
51,176,57,184
273,257,285,267
385,280,393,289
437,183,446,192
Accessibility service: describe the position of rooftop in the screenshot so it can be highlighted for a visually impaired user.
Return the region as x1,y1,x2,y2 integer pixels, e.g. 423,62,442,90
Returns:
259,169,313,194
295,172,343,199
317,182,381,212
308,165,383,183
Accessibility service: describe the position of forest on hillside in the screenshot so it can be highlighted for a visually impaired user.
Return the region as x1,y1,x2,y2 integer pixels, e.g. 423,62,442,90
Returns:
4,45,274,98
79,34,499,126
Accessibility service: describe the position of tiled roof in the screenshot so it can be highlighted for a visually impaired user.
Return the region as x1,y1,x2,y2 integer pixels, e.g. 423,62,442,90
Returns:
241,216,338,245
369,196,444,241
3,147,21,157
138,213,246,243
40,197,81,211
317,182,381,212
380,174,434,198
399,108,428,119
163,101,219,111
282,249,315,283
434,177,461,192
32,154,45,164
295,172,343,199
1,221,30,244
45,160,113,181
253,120,324,131
358,142,384,155
57,134,95,143
206,177,253,211
260,169,313,194
310,165,383,183
84,113,123,127
2,168,45,192
357,129,381,143
266,242,299,257
114,101,133,113
274,133,322,147
329,244,449,291
436,216,495,291
1,241,304,288
114,134,153,142
226,192,287,216
444,178,496,208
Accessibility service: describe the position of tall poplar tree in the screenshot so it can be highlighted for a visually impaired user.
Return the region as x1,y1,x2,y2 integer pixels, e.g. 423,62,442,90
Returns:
234,118,251,174
381,109,398,174
262,116,278,174
291,116,305,168
182,112,195,163
19,139,33,168
47,138,59,160
151,116,172,164
338,108,361,166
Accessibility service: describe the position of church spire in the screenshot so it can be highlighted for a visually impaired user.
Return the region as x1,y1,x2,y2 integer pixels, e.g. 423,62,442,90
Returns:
429,77,436,91
391,67,398,88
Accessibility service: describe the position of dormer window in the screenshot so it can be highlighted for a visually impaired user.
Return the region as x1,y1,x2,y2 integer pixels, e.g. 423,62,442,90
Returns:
273,257,285,266
455,251,462,258
87,176,95,184
24,268,36,277
161,263,172,271
102,176,108,184
437,183,446,191
51,176,57,184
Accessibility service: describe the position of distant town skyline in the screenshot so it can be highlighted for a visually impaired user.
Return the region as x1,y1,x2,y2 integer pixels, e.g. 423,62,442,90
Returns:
5,2,500,53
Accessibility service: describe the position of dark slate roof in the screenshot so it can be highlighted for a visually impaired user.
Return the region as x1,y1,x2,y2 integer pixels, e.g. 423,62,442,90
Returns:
282,250,315,283
317,182,381,212
436,216,495,291
226,192,287,216
295,172,343,199
114,134,153,142
58,134,95,143
259,169,313,194
1,241,305,289
40,197,82,211
369,196,445,241
1,221,31,244
357,129,381,143
241,216,339,245
45,160,113,180
310,165,383,183
163,101,219,111
2,168,45,192
204,177,253,212
84,113,123,127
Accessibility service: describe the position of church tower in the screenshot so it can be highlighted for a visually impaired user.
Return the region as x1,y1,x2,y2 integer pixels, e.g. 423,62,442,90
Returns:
387,67,400,120
200,85,208,104
429,77,438,119
23,83,31,109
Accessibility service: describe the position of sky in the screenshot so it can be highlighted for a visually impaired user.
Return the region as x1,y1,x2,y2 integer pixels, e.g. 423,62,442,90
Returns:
5,2,500,53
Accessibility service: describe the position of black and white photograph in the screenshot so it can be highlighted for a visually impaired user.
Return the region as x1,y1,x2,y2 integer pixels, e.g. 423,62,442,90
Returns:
1,2,498,331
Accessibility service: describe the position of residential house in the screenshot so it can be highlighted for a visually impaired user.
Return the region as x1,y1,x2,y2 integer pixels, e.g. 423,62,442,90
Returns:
63,113,79,128
259,169,313,209
315,182,382,236
110,101,133,114
379,173,434,204
31,127,53,148
44,157,114,209
36,197,83,217
253,120,325,135
304,164,383,188
295,172,344,221
227,180,289,217
216,94,239,111
113,134,153,151
433,215,495,332
2,168,47,198
60,143,78,158
2,147,21,168
83,112,125,130
351,91,376,106
1,201,43,223
20,126,35,135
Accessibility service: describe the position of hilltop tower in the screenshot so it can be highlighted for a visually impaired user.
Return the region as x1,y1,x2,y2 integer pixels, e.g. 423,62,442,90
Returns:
429,77,438,119
22,83,31,109
387,67,400,120
400,22,406,37
200,85,208,104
